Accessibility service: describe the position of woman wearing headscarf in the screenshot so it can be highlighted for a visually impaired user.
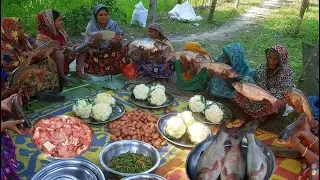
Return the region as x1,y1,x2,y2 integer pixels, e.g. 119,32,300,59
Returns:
1,17,59,99
234,44,295,119
175,42,211,91
208,43,255,99
133,23,176,78
75,4,130,76
36,9,74,86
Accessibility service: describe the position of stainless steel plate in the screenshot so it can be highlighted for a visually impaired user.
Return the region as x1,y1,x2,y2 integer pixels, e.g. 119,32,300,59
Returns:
121,173,166,180
130,93,174,109
31,159,105,180
157,113,211,148
186,135,276,180
82,102,125,125
191,101,232,125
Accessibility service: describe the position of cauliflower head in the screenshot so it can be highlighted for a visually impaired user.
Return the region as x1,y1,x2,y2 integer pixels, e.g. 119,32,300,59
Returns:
92,103,112,121
187,122,211,144
150,83,166,92
164,116,186,139
148,88,167,106
133,84,150,100
189,95,206,113
177,111,195,127
72,99,92,118
204,104,224,123
94,93,115,105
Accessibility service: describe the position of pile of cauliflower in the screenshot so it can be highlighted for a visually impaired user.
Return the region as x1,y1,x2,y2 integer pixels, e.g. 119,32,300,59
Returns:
188,95,224,124
133,83,167,106
72,92,115,121
164,111,211,144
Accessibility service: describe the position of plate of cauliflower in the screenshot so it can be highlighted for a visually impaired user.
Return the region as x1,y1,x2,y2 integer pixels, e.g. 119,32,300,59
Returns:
131,83,174,109
188,95,232,125
157,112,211,147
72,92,125,125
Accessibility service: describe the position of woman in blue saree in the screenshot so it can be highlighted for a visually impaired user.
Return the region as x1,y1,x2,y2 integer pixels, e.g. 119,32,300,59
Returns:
209,43,255,99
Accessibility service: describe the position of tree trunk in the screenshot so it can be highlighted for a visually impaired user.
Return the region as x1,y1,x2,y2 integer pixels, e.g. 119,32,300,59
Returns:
208,0,218,22
144,0,157,36
234,0,240,8
294,0,310,34
177,0,183,4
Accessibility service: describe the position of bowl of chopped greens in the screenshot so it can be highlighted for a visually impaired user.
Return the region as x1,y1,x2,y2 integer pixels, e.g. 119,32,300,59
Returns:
99,140,161,178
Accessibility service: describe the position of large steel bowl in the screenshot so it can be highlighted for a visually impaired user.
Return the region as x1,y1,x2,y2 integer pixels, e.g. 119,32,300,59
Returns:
31,159,105,180
99,140,161,178
186,135,276,180
121,174,166,180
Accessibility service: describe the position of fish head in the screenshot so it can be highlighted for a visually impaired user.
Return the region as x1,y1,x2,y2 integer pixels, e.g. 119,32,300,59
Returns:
231,82,242,91
229,133,243,145
277,113,308,144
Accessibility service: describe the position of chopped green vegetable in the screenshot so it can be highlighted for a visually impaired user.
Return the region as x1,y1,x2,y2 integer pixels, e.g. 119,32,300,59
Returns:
108,152,153,173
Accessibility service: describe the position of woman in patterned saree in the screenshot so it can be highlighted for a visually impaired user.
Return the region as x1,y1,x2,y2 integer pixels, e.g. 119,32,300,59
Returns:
134,23,175,78
1,17,59,99
36,9,74,86
1,93,30,180
75,4,130,76
234,44,295,120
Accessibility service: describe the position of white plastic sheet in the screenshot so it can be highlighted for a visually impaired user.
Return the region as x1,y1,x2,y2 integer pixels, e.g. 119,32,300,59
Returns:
168,1,202,22
130,1,148,27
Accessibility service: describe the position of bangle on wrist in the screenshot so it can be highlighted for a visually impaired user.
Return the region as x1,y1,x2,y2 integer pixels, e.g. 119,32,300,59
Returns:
309,137,318,148
302,147,308,157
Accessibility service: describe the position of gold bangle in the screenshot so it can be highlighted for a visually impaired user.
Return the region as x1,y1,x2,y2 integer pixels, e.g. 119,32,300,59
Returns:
309,137,318,148
302,147,308,157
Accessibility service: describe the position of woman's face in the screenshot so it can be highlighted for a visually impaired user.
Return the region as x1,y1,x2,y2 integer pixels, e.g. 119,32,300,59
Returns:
267,51,279,69
148,28,160,40
223,54,231,65
16,22,25,40
96,9,109,25
54,16,63,30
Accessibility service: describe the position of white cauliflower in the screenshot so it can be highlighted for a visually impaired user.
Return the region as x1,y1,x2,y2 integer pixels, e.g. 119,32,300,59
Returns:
177,111,195,127
72,99,92,118
94,93,115,105
150,83,166,92
187,122,211,144
189,95,206,113
204,104,224,123
133,84,150,100
148,88,167,106
92,103,113,121
164,116,186,139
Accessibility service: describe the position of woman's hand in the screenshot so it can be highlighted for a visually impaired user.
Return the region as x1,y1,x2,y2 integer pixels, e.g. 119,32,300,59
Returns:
94,33,102,41
1,93,18,112
220,69,230,80
1,120,30,135
111,34,121,44
286,138,300,150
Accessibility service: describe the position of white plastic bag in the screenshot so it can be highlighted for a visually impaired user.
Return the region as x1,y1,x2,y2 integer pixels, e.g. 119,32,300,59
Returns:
168,1,202,22
131,1,148,28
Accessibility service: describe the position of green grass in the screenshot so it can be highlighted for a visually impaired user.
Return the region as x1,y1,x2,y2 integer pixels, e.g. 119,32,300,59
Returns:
194,0,319,81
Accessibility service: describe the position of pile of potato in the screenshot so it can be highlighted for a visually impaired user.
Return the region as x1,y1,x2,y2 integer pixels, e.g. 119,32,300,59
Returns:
107,108,167,149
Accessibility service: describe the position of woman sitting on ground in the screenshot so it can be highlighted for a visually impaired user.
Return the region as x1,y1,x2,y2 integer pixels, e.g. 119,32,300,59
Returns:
75,4,130,76
36,9,74,86
1,17,59,99
175,42,211,91
134,23,176,79
208,43,255,99
234,44,295,120
1,93,30,180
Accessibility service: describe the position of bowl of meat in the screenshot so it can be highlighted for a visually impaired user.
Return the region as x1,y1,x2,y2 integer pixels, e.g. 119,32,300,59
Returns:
99,140,161,179
121,174,166,180
30,115,93,159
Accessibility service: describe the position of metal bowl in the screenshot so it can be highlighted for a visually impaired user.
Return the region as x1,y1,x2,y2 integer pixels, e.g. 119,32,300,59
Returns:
30,115,93,159
99,140,161,178
31,159,105,180
121,174,166,180
186,135,276,180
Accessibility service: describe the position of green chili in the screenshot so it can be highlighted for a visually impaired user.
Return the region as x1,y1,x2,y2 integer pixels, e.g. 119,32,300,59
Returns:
108,152,153,173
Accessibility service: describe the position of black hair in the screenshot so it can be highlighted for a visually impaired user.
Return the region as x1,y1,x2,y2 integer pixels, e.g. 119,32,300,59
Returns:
52,9,61,21
96,7,109,16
